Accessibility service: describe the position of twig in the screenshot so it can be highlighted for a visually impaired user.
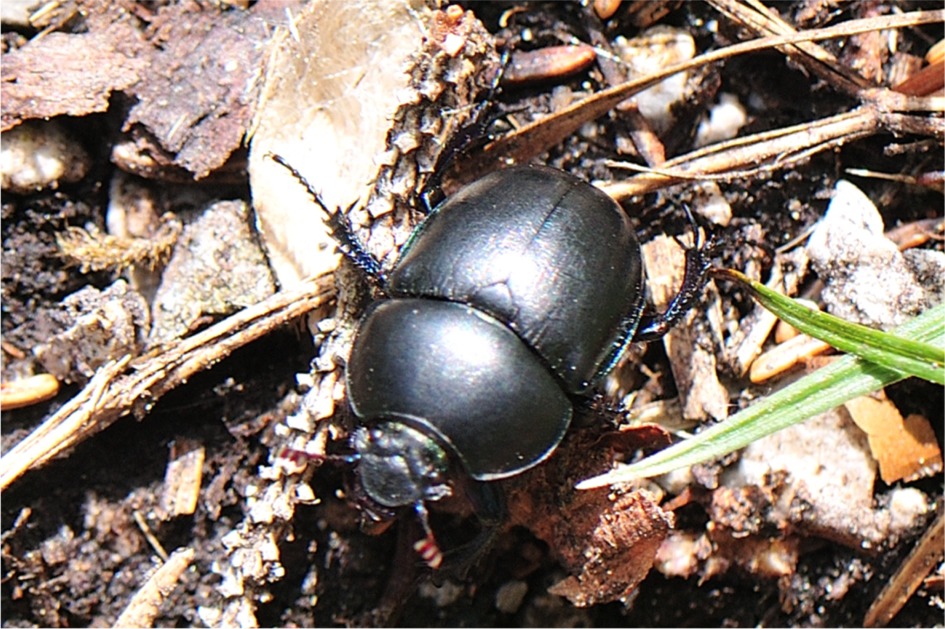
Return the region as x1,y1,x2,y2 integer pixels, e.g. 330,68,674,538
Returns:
600,107,944,199
863,508,944,627
457,9,943,182
133,510,170,562
707,0,872,96
0,275,335,490
113,547,195,629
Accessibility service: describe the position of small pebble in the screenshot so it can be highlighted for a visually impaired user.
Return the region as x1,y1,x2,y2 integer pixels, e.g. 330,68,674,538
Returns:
1,120,90,193
495,580,528,615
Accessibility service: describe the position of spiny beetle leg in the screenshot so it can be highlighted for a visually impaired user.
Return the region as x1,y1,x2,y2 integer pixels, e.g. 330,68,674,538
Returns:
633,209,719,342
418,48,513,213
268,153,387,287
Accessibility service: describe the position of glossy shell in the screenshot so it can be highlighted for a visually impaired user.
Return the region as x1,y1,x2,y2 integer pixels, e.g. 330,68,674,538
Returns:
347,299,571,480
389,165,644,393
348,165,646,482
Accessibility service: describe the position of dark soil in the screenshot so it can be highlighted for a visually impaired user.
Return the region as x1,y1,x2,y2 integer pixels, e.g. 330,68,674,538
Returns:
2,1,942,627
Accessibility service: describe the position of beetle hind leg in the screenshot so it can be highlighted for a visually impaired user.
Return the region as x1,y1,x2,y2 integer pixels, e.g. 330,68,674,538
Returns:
417,48,513,213
632,211,719,342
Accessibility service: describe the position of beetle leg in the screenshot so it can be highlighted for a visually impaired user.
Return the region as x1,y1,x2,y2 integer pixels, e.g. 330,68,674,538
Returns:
465,479,506,530
411,481,506,574
632,214,718,342
412,501,444,570
418,48,513,213
268,153,387,286
430,481,506,581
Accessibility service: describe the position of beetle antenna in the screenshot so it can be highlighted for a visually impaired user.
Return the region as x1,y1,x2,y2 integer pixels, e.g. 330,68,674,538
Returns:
267,152,387,286
412,501,444,570
268,153,331,212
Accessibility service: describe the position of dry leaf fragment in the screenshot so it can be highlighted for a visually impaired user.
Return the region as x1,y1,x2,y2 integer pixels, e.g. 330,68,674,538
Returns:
249,1,499,287
844,392,943,484
159,440,206,519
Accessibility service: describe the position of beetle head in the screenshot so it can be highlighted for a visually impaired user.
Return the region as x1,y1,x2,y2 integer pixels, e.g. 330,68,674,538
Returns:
353,421,453,569
352,421,452,509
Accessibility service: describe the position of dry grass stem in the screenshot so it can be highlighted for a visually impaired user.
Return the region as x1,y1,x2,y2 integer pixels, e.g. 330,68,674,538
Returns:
460,9,943,183
0,275,334,490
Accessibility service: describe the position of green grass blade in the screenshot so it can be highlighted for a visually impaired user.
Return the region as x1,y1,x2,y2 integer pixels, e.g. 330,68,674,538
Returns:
717,269,944,384
577,302,945,489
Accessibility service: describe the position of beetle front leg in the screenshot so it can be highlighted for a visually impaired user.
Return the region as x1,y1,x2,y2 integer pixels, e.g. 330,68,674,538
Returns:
412,481,506,576
430,480,506,581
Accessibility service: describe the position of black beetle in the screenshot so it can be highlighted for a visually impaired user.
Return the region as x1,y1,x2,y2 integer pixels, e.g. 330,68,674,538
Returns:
273,159,712,568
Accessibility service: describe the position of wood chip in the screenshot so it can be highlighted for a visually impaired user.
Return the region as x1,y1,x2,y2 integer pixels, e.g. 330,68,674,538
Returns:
113,547,195,629
545,490,671,606
844,392,943,484
506,427,672,606
123,5,272,179
159,440,206,519
1,22,147,131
